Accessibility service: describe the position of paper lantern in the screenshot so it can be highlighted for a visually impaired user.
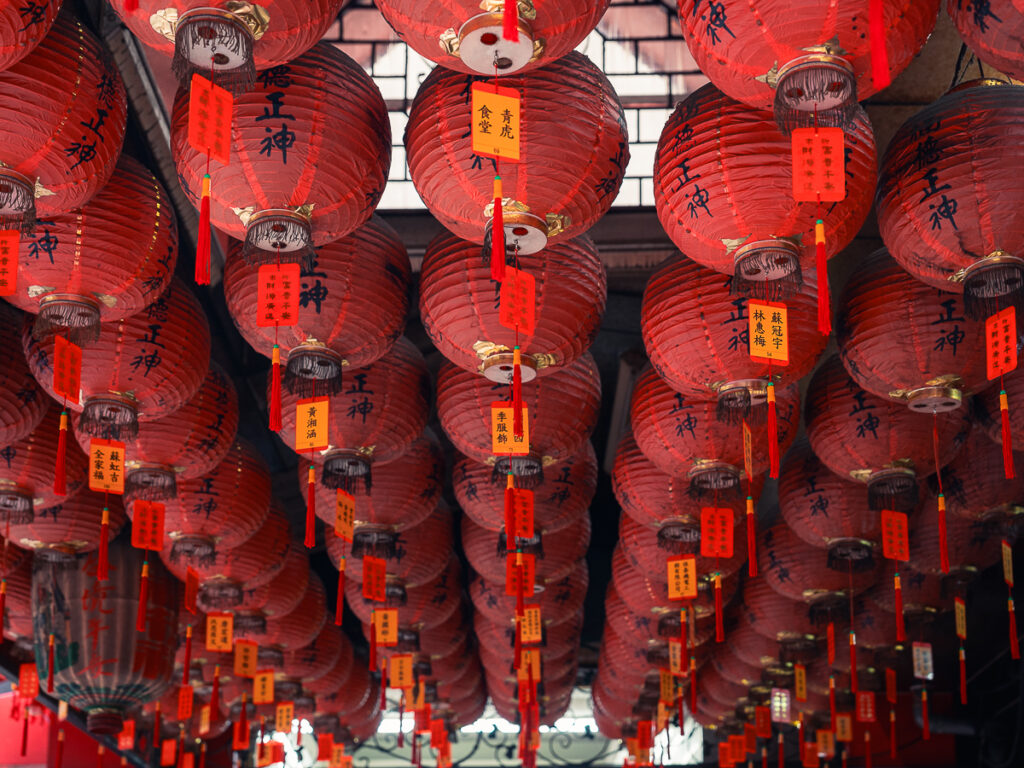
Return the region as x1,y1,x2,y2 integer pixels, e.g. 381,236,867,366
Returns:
469,560,588,628
473,610,581,654
947,1,1024,81
605,584,715,650
837,250,988,408
676,0,939,129
261,573,328,652
315,661,373,720
619,512,748,582
805,356,969,511
109,1,346,92
937,428,1024,522
405,52,628,251
654,84,876,297
911,492,1001,585
1,554,32,646
975,369,1024,452
741,574,829,653
0,0,60,72
23,278,211,442
868,560,947,627
0,304,47,446
304,642,355,698
877,80,1024,317
419,231,606,380
0,11,126,228
454,442,596,533
461,511,589,583
33,539,178,734
277,337,430,492
343,556,463,630
437,353,601,484
7,488,127,560
171,42,388,265
224,215,411,396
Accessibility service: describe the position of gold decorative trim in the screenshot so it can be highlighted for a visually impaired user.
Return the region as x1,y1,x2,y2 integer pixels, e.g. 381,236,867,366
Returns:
545,212,570,238
479,0,536,21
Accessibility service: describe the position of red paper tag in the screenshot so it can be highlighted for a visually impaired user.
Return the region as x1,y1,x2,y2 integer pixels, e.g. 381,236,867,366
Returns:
700,507,734,558
257,263,301,328
178,685,194,720
0,230,17,296
160,738,177,766
88,438,125,494
18,664,38,699
510,487,534,539
131,500,165,551
636,720,653,752
791,127,846,202
182,754,195,768
755,705,771,737
318,734,334,759
744,723,757,754
188,74,232,166
986,307,1018,380
801,740,818,768
499,267,536,334
667,554,698,600
794,663,807,702
363,555,387,602
117,719,135,751
232,719,250,751
856,691,876,723
185,567,199,614
53,335,82,403
886,668,898,705
880,510,910,561
506,553,535,596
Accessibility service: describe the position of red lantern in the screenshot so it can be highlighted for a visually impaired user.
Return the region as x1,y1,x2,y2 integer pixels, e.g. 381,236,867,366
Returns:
437,353,600,484
938,428,1024,522
469,560,587,628
405,52,628,251
976,369,1024,453
72,363,239,502
224,215,411,395
848,598,898,652
315,661,373,719
280,619,342,686
343,556,463,630
0,1,60,72
1,405,87,523
33,538,178,734
7,488,128,560
630,367,800,493
605,584,715,650
868,560,947,628
0,303,47,446
653,83,874,301
109,1,346,92
805,355,968,511
171,42,389,259
261,573,328,651
0,11,127,228
726,615,787,671
461,512,589,583
23,278,211,441
278,337,430,492
675,0,939,130
473,610,581,655
910,497,1001,585
877,80,1024,317
420,231,606,379
837,250,988,404
304,643,355,698
619,512,748,581
779,441,882,569
365,620,469,662
454,442,596,533
157,439,271,562
947,2,1024,81
10,155,178,344
742,573,834,653
1,554,32,647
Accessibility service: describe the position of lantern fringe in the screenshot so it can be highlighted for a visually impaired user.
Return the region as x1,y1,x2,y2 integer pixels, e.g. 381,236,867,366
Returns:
32,300,101,346
0,491,32,524
0,176,35,234
351,529,398,560
772,69,857,135
731,249,802,300
232,612,267,636
686,475,742,500
79,398,139,442
125,468,177,501
169,536,216,567
172,18,255,95
866,475,918,513
269,345,282,432
491,458,543,488
195,174,211,286
322,455,372,493
716,388,767,425
1001,390,1015,479
241,217,315,269
54,411,67,496
397,628,421,652
283,350,343,397
655,522,701,555
962,262,1024,320
827,545,875,573
496,531,543,558
200,579,243,610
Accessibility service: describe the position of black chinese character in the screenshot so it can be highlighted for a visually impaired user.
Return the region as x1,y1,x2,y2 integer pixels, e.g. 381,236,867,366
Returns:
254,92,295,123
299,279,328,314
260,123,296,164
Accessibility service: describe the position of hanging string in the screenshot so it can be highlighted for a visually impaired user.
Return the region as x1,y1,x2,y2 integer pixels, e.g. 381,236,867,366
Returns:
932,413,950,574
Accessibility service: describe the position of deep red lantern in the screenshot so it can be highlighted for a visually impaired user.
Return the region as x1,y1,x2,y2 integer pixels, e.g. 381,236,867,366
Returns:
438,353,600,485
0,11,126,228
171,42,389,260
0,303,47,446
363,620,468,663
619,511,748,582
461,511,590,583
473,610,582,656
976,368,1024,453
726,615,788,672
278,336,430,492
938,428,1024,522
33,538,178,734
947,1,1024,82
405,52,628,252
805,355,969,511
304,642,355,698
653,84,875,299
1,554,32,647
837,250,988,406
261,572,328,652
605,584,716,650
454,442,596,533
630,367,800,493
279,624,341,693
224,215,411,395
910,494,1002,584
10,155,178,344
469,560,588,628
0,0,60,72
867,560,948,629
877,80,1024,317
419,231,606,379
675,0,939,130
343,556,463,630
315,660,373,719
23,278,211,441
7,488,128,560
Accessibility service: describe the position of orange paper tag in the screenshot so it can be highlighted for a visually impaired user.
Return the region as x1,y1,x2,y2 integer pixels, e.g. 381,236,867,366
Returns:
329,745,346,768
856,691,876,723
668,638,683,675
205,613,233,652
363,556,387,602
794,663,807,702
748,301,789,365
390,653,414,690
801,740,818,768
836,713,853,742
499,267,536,335
234,639,258,678
659,669,675,704
742,420,753,483
188,73,232,166
816,729,836,759
275,701,294,732
880,509,910,561
160,738,177,766
178,685,194,720
253,669,275,704
955,597,967,640
117,719,135,751
256,263,301,328
791,127,846,202
516,649,541,682
88,438,125,494
510,487,535,539
294,397,329,452
373,608,398,646
131,500,165,551
198,705,211,736
986,307,1018,379
471,82,521,161
519,605,542,645
506,553,535,596
667,554,698,600
53,335,82,403
1004,540,1015,587
491,402,529,455
0,230,17,296
18,663,38,699
335,490,355,541
700,508,734,558
729,734,746,760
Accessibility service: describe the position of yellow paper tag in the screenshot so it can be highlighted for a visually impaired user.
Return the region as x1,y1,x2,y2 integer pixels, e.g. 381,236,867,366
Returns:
668,639,683,676
198,705,211,736
517,649,541,682
471,82,521,161
835,713,853,742
794,663,807,702
373,608,399,647
955,597,967,640
335,490,355,541
205,613,233,652
816,729,836,759
294,397,329,452
390,654,414,690
234,639,258,678
58,700,68,722
667,555,697,600
88,439,126,494
330,745,345,768
748,301,789,364
519,606,542,645
253,669,275,704
491,402,530,456
1004,540,1015,587
275,702,294,733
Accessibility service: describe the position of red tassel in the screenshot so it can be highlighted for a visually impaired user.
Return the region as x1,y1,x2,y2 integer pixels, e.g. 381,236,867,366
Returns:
869,0,891,90
864,732,872,768
681,608,689,669
0,580,6,632
199,743,206,768
689,658,697,714
850,631,858,695
512,347,523,438
20,708,28,756
210,669,220,717
504,474,516,552
335,558,345,625
829,676,837,731
515,562,525,614
47,633,55,693
195,174,211,285
889,709,897,759
153,705,160,757
766,382,779,478
1001,390,1014,479
97,506,109,581
815,220,830,335
761,745,767,768
513,610,522,670
895,572,906,642
959,647,967,705
491,178,505,282
182,625,193,685
937,494,950,574
380,660,388,709
746,496,757,577
714,573,724,641
778,733,784,768
1010,597,1020,659
55,730,65,768
54,411,67,495
269,345,282,432
239,693,248,744
305,465,316,548
502,0,519,42
136,560,149,633
920,689,930,740
827,621,836,664
398,694,405,749
369,617,377,672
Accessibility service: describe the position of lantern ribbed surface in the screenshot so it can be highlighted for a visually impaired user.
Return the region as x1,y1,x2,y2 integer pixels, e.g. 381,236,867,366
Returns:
605,584,716,648
726,616,785,670
473,611,582,654
0,295,46,447
0,12,126,216
23,278,211,440
653,84,876,289
316,661,372,718
910,493,1001,578
619,511,748,581
461,511,590,583
469,560,588,627
304,644,355,696
868,560,948,617
438,353,601,479
343,556,463,630
947,1,1024,81
228,541,309,620
877,81,1024,313
405,52,628,245
224,215,410,372
454,442,596,533
837,250,988,401
420,231,606,375
0,0,60,72
1,555,33,645
8,488,127,559
937,428,1024,522
975,369,1024,451
170,42,390,247
611,547,736,622
263,573,328,650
